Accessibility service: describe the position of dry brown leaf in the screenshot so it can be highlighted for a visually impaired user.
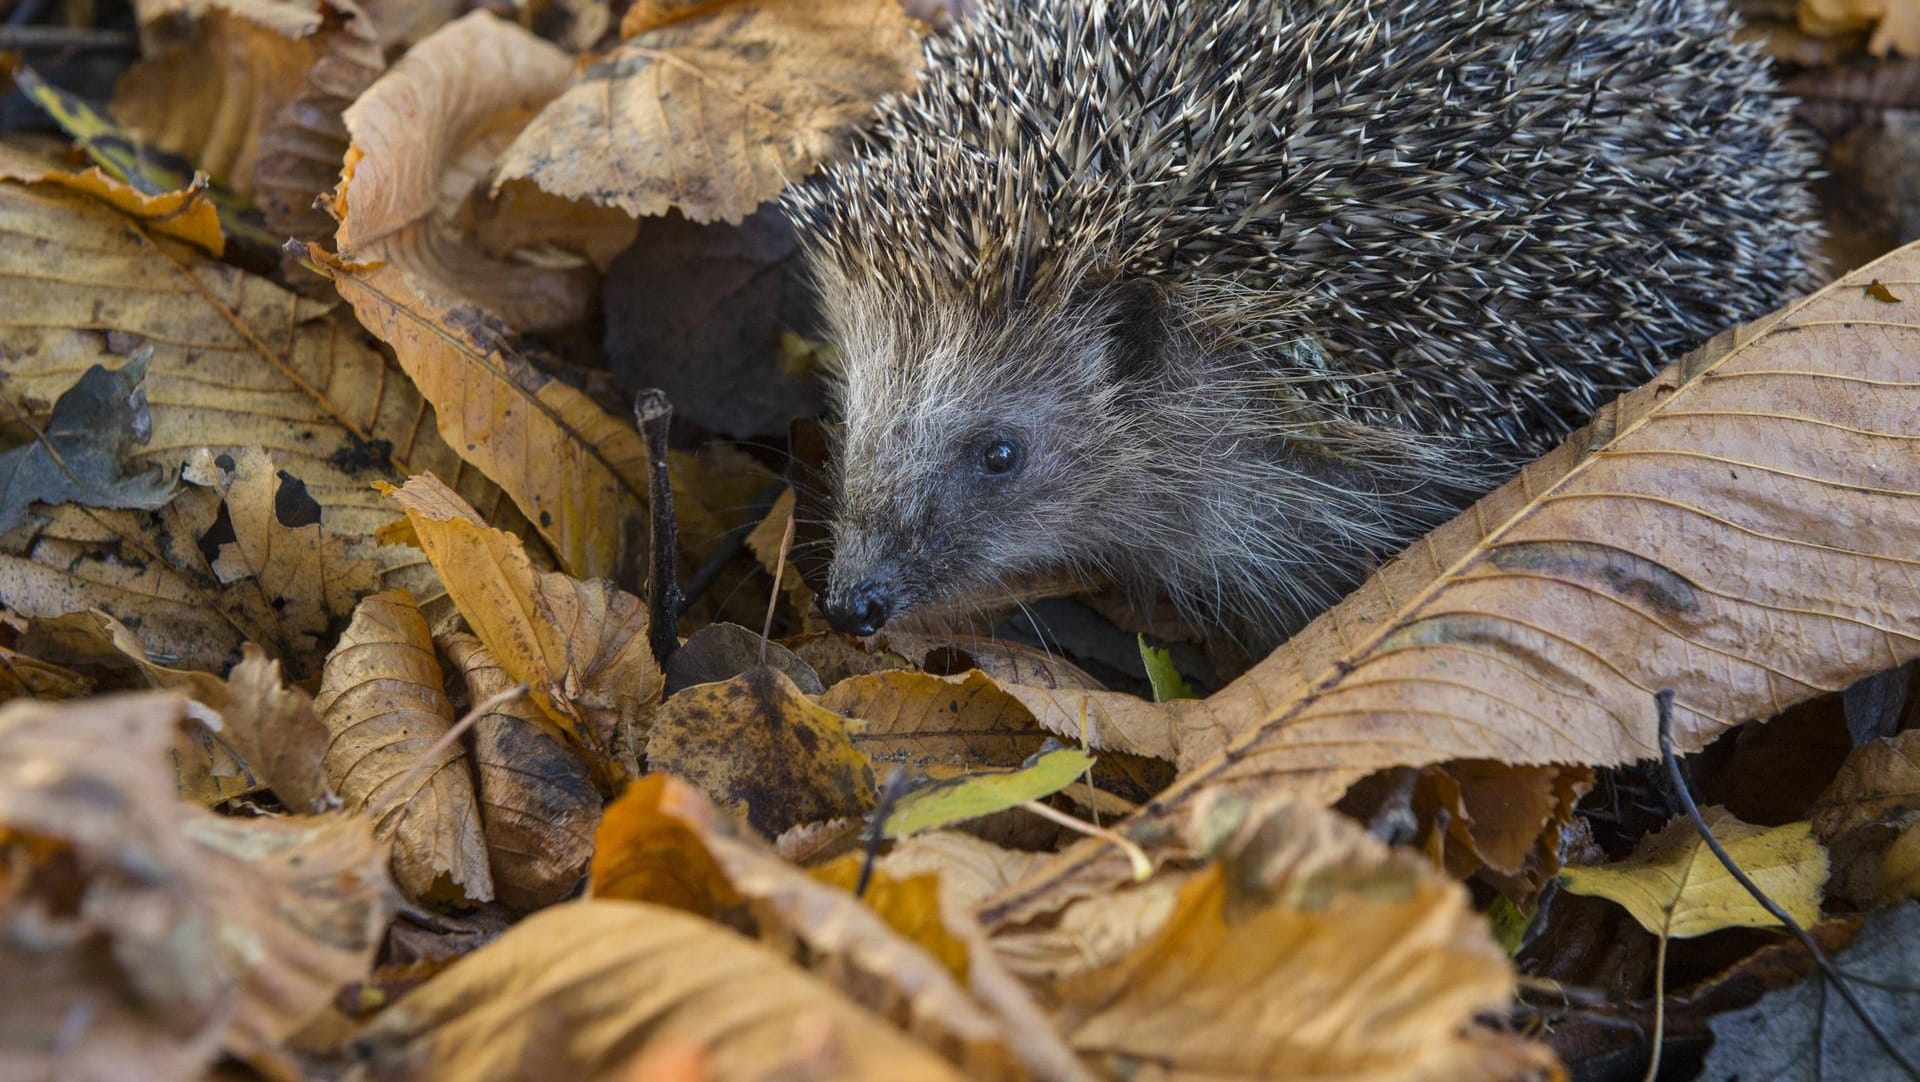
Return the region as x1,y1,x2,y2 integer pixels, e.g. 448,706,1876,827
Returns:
218,643,331,811
254,0,387,239
0,642,90,701
0,173,531,638
588,775,1089,1081
0,692,395,1081
497,0,924,224
442,632,601,909
1053,797,1529,1082
647,667,876,838
1400,761,1593,889
987,241,1920,927
386,473,661,771
1811,729,1920,904
114,0,327,194
313,589,492,904
346,899,970,1082
310,250,653,584
333,10,632,330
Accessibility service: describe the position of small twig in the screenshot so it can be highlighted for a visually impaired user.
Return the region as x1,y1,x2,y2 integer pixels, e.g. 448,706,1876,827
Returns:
0,25,134,49
759,510,795,667
635,390,681,668
369,684,529,819
1655,689,1920,1080
677,480,786,616
856,767,912,900
1021,799,1153,882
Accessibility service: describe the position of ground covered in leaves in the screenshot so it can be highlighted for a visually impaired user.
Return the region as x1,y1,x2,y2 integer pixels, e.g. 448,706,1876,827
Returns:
2,0,1920,1080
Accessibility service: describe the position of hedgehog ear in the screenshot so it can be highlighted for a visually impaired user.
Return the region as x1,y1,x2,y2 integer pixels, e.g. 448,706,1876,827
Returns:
1101,278,1168,384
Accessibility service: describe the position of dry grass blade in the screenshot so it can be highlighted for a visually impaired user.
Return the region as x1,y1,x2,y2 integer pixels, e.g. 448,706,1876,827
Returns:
985,240,1920,927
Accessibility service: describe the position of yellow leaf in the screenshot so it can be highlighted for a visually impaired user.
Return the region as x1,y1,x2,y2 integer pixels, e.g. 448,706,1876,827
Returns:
347,900,970,1082
497,0,924,223
822,668,1052,772
385,473,661,770
590,774,742,915
311,250,651,583
313,588,492,904
0,147,223,255
1561,807,1827,937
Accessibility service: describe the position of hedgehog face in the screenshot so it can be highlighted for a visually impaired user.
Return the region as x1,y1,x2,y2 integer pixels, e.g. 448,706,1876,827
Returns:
818,293,1139,636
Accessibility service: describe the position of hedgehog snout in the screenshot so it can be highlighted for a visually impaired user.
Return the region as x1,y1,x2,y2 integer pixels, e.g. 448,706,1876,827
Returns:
823,575,900,637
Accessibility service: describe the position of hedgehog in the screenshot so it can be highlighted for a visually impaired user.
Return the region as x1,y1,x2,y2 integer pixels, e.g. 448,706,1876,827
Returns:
782,0,1816,646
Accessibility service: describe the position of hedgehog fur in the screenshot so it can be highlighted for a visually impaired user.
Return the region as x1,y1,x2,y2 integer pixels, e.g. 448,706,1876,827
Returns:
783,0,1817,644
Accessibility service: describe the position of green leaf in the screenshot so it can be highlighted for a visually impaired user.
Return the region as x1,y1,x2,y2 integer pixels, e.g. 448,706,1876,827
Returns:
1138,634,1196,702
883,745,1095,838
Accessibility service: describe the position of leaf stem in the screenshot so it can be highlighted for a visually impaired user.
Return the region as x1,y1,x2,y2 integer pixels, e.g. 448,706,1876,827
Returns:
636,390,681,667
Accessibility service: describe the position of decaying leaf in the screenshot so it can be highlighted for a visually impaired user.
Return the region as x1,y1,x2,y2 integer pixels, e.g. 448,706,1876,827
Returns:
386,473,660,770
346,900,970,1082
1051,796,1530,1081
647,666,876,838
0,692,394,1080
443,632,601,910
0,353,175,536
986,240,1920,927
1561,808,1827,938
1700,901,1920,1081
333,11,631,330
217,643,331,812
1811,729,1920,904
314,589,492,904
590,774,742,916
822,669,1054,774
497,0,925,223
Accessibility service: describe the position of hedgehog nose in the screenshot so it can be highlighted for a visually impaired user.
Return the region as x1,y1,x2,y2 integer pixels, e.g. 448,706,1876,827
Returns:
826,578,894,636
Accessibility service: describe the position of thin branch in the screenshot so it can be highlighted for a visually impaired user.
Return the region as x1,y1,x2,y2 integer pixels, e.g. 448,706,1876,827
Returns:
368,684,529,819
636,390,681,668
856,767,911,900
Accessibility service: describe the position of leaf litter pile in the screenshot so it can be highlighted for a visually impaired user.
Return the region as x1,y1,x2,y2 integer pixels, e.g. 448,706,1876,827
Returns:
1,1,1919,1080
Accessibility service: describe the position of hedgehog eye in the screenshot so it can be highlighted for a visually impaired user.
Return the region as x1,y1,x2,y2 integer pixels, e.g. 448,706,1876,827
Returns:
979,437,1022,477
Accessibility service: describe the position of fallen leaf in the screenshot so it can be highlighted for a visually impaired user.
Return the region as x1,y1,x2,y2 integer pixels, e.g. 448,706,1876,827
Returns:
821,669,1052,774
0,692,395,1080
1053,796,1530,1082
313,589,492,904
647,666,875,838
217,644,331,812
0,641,90,701
1811,729,1920,904
497,0,924,223
1561,808,1827,938
334,11,630,330
1799,0,1920,55
0,353,175,535
113,0,383,235
1700,901,1920,1080
986,241,1920,927
386,473,661,770
886,745,1094,839
1410,761,1593,889
310,251,652,584
182,446,382,666
0,144,223,254
665,622,824,697
1138,636,1197,702
588,775,1088,1081
590,774,742,916
442,632,601,909
346,900,970,1082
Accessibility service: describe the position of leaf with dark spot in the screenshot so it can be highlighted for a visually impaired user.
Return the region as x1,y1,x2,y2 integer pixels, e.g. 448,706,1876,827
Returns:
0,352,175,535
